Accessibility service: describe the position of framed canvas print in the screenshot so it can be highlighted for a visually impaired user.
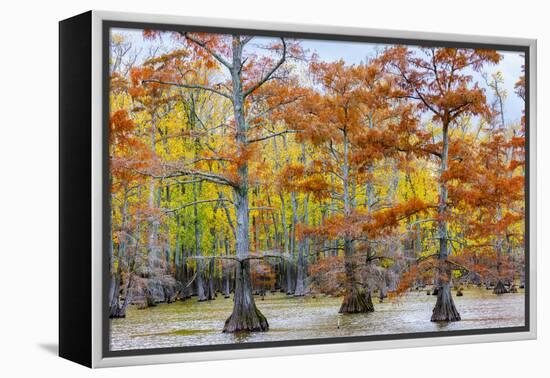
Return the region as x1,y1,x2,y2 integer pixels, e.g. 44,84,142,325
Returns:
59,10,537,368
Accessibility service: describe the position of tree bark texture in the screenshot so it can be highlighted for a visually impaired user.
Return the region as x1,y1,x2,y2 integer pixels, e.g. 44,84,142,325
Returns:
431,120,461,322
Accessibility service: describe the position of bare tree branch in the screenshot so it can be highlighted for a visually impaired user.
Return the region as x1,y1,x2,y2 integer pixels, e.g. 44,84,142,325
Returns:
243,38,287,98
218,191,236,238
185,250,289,263
164,198,234,214
166,168,237,186
142,79,233,101
247,129,301,144
136,166,237,187
241,35,254,46
180,32,233,69
246,94,306,124
182,157,235,166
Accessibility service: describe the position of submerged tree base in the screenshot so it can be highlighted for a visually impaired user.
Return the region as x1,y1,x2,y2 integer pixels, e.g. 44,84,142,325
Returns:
493,280,509,295
223,305,269,333
109,306,127,319
222,260,269,333
431,283,461,322
339,289,375,314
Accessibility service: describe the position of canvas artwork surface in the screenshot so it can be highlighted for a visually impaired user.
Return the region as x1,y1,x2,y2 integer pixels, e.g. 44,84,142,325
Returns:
106,24,527,354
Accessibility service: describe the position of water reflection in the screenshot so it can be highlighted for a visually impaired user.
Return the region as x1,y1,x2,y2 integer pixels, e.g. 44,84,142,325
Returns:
110,288,525,351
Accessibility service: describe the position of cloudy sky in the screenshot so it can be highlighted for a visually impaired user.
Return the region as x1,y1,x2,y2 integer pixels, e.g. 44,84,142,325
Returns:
112,28,525,125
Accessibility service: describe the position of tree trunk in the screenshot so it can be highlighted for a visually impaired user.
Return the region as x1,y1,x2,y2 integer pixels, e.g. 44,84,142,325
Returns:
109,187,130,317
193,180,207,302
339,131,372,313
294,238,305,297
431,120,461,322
223,36,268,332
108,207,118,316
267,195,279,248
379,281,387,303
183,262,192,299
294,146,308,297
339,288,374,313
147,116,161,273
493,203,508,295
109,190,134,319
223,238,231,298
339,237,374,313
111,273,133,318
431,281,461,321
108,273,122,318
279,192,294,294
118,274,133,317
224,269,231,298
286,135,297,295
164,229,171,274
294,193,309,297
286,192,298,295
224,261,268,332
223,186,268,332
493,279,509,295
208,252,217,300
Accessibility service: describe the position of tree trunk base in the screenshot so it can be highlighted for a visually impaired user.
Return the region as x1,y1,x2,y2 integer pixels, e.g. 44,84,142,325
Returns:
294,286,305,297
431,283,461,322
145,292,157,307
493,280,509,295
294,279,305,297
339,289,374,314
223,305,269,333
109,306,127,318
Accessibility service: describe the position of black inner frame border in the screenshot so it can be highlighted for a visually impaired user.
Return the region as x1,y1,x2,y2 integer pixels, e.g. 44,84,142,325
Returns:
102,19,531,358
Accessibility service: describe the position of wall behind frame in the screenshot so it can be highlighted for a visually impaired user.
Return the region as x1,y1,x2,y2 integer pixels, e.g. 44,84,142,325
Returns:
0,0,546,377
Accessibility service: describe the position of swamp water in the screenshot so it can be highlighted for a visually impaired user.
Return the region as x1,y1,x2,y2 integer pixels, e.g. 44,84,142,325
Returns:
110,288,525,351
